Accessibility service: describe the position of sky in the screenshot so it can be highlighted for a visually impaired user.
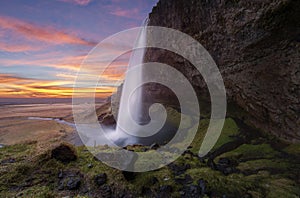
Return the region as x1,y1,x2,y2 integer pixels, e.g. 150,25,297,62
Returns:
0,0,158,98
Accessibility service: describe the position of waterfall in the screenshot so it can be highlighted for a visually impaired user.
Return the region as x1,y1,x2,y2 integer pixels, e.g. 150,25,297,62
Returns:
107,19,149,146
118,18,149,126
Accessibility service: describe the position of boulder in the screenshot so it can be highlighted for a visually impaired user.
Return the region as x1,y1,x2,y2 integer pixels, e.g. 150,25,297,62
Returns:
94,173,107,186
51,143,77,163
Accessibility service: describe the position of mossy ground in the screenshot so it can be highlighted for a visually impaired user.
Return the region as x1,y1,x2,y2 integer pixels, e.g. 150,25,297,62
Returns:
0,118,299,197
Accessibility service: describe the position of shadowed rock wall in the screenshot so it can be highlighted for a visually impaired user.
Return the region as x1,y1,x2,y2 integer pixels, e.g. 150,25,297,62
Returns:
145,0,300,142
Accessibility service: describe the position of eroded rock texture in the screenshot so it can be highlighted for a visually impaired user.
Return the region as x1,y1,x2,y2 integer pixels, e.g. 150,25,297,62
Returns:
145,0,300,142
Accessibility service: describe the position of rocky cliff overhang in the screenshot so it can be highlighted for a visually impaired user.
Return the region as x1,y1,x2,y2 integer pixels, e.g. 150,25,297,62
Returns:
144,0,300,142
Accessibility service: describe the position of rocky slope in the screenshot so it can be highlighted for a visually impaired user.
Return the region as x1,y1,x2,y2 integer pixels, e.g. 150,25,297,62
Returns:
145,0,300,142
1,117,300,197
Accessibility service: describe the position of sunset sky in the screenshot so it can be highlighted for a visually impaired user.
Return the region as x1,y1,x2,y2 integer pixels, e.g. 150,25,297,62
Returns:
0,0,158,98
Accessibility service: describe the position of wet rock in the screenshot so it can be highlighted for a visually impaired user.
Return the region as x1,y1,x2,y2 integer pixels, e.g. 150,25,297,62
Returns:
207,159,217,170
183,150,195,159
175,174,193,185
57,170,82,191
158,185,173,196
150,176,159,185
150,143,160,150
197,179,206,195
51,143,77,163
141,187,153,197
181,185,201,198
99,184,112,197
140,147,148,152
66,177,81,190
243,193,253,198
147,0,300,142
168,162,191,175
58,169,63,178
122,171,136,181
198,157,206,163
1,158,15,164
207,157,239,175
16,192,24,197
218,158,231,166
94,173,107,186
58,182,64,190
216,158,239,175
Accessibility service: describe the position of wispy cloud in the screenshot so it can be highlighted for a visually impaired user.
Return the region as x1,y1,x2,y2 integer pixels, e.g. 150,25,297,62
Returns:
0,16,96,46
109,7,140,19
58,0,92,6
0,42,41,52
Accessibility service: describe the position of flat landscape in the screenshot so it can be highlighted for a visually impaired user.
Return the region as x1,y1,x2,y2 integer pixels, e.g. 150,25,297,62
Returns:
0,104,75,146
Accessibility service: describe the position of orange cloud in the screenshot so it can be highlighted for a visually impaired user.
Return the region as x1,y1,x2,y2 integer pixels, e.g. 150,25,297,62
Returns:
0,54,86,71
0,74,115,98
0,16,96,46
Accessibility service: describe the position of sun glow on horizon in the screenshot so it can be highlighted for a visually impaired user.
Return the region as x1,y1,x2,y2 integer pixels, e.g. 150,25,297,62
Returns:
0,0,158,99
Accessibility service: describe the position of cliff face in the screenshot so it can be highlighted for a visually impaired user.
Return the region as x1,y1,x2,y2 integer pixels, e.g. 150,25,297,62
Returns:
146,0,300,141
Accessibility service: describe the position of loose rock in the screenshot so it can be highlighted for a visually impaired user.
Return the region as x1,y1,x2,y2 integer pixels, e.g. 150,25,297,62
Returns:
94,173,107,186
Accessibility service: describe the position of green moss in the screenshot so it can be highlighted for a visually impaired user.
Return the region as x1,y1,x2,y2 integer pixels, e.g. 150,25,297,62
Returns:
165,107,194,129
239,158,289,170
129,167,177,195
188,118,239,154
212,118,239,150
264,178,300,198
283,143,300,156
186,167,300,197
0,141,36,162
0,129,299,198
217,143,280,161
68,146,125,187
19,186,55,198
186,167,258,196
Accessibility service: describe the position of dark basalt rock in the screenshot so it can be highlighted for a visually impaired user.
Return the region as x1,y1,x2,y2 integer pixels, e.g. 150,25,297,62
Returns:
51,143,77,163
158,185,173,196
122,171,136,181
168,162,191,175
198,179,206,195
150,176,159,185
99,184,112,198
66,177,81,190
99,113,116,126
207,157,239,175
216,158,239,175
58,170,81,190
150,143,160,150
1,158,15,164
94,173,107,186
147,0,300,142
175,174,193,185
180,185,201,198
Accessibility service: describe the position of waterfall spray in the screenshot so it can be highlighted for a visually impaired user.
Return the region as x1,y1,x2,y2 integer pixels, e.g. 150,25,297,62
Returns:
105,19,150,146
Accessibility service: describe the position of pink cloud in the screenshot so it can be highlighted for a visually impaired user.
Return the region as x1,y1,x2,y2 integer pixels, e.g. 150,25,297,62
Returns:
59,0,92,6
0,42,41,52
0,16,96,46
109,7,140,19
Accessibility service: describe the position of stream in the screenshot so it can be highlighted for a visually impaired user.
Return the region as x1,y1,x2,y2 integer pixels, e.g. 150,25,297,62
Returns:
27,117,83,146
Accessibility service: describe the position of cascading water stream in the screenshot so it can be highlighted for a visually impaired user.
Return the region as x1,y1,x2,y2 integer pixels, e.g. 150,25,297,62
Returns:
105,19,173,146
105,19,150,146
117,18,149,128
